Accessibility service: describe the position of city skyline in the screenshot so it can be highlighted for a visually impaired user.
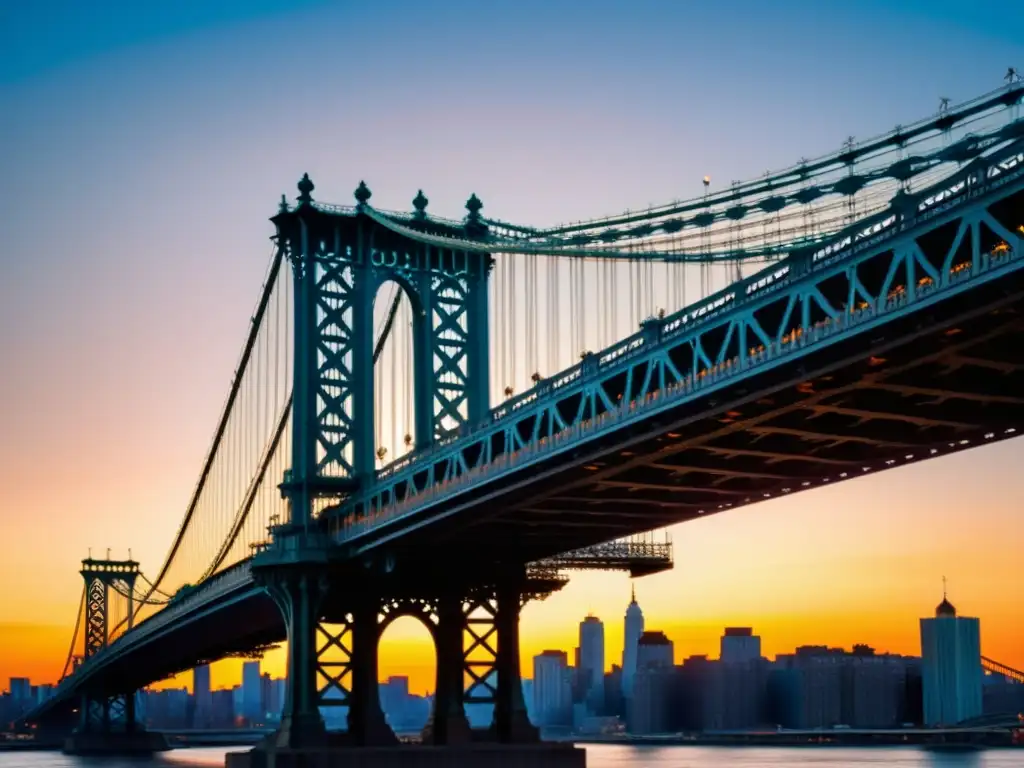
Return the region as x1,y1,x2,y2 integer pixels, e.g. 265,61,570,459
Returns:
2,585,1009,699
1,0,1022,695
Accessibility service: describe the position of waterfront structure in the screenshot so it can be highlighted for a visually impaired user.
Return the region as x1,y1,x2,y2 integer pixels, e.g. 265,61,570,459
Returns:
920,592,983,726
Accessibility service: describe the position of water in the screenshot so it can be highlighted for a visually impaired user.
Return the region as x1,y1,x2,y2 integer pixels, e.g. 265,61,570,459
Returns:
0,746,1020,768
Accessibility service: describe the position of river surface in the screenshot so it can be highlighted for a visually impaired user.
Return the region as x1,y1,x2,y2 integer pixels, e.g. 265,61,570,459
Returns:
0,746,1021,768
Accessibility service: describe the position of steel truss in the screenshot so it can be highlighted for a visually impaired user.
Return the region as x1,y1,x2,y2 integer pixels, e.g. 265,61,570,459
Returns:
331,141,1024,538
530,532,674,577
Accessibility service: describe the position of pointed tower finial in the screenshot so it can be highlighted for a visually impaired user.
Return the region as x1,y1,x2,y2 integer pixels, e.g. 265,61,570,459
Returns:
631,584,636,604
297,173,315,205
942,575,947,600
412,189,428,220
354,181,372,206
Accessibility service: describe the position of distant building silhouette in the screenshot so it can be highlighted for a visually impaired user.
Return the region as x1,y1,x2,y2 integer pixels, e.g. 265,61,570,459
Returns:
532,650,573,728
578,615,605,714
632,631,674,734
192,665,211,728
920,591,983,726
241,660,262,724
721,627,761,665
621,587,644,701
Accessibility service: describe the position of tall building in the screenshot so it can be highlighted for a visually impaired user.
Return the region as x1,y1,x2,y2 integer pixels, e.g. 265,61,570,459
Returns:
241,660,263,723
578,615,605,712
9,678,31,703
632,631,675,734
920,592,983,726
621,586,644,700
193,665,212,728
637,631,674,670
721,627,761,665
533,650,573,728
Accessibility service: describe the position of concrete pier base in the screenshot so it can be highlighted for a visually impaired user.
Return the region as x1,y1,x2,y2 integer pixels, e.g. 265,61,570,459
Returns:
62,730,170,756
226,743,586,768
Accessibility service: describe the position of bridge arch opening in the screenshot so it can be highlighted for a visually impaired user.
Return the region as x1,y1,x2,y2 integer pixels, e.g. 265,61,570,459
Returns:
376,613,437,737
373,280,421,466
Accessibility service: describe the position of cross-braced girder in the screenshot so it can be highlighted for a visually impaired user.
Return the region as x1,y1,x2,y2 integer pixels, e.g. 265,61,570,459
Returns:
78,692,135,734
276,179,492,532
80,559,140,659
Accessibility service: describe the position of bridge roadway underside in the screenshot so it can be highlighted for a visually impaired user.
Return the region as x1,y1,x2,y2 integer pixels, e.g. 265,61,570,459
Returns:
365,269,1024,568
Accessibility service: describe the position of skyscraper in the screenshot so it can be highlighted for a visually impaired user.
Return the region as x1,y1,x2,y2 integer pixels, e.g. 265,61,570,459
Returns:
632,631,675,734
192,665,212,728
621,586,644,700
533,650,573,727
241,660,263,724
920,589,983,726
578,615,605,712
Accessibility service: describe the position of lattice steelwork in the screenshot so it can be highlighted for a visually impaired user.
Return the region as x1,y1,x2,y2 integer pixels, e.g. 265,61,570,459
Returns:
333,131,1024,540
315,619,353,709
80,558,139,659
276,177,492,536
83,579,108,659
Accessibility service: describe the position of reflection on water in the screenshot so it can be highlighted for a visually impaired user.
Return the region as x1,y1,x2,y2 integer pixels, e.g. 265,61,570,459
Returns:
0,745,1019,768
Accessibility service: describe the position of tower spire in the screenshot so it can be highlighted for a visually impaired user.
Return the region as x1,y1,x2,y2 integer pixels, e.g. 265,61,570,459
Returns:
942,575,947,600
631,584,636,604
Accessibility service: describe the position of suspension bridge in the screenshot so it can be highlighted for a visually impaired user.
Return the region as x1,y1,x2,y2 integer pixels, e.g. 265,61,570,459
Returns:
19,77,1024,765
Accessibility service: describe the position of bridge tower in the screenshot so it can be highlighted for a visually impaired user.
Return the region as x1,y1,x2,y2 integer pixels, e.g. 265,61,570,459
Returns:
277,175,491,509
80,556,140,659
65,557,167,755
252,176,532,755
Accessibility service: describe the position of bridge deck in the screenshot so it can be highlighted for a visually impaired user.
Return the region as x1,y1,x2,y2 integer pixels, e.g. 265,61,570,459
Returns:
362,277,1024,564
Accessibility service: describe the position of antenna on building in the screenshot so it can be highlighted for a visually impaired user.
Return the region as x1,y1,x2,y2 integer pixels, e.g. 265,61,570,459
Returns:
942,575,947,600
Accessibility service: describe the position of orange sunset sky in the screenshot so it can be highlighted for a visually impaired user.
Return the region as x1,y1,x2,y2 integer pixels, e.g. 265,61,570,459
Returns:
0,2,1021,698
